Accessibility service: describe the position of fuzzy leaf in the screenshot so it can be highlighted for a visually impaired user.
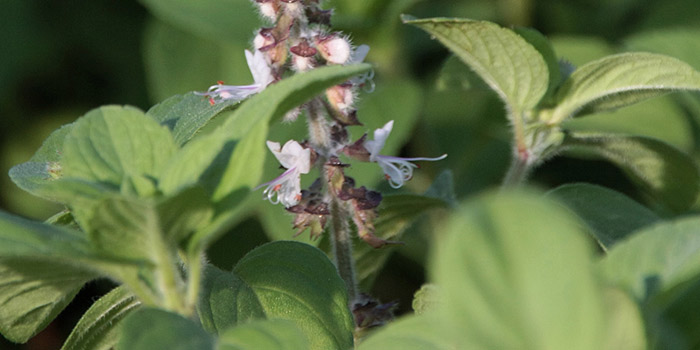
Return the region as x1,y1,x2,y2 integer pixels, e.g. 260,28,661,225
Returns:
547,183,660,250
562,133,700,212
550,52,700,123
118,308,213,350
403,16,549,113
61,286,141,350
217,319,309,350
147,92,243,146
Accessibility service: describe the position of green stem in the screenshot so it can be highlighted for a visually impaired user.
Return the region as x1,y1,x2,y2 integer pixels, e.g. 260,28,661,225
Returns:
307,97,358,302
185,249,204,316
152,233,186,315
502,148,533,188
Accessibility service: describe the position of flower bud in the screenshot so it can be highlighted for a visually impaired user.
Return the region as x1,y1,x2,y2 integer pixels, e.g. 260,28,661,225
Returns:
315,34,351,64
290,39,317,72
253,28,276,51
254,0,280,21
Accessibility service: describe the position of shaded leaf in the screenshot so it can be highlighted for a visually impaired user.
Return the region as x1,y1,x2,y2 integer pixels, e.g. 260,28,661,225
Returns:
357,315,456,350
61,286,141,350
562,133,700,212
118,308,213,350
403,16,548,113
547,183,660,250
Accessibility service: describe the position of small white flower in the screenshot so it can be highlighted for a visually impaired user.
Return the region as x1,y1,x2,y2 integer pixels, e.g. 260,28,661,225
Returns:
257,140,312,207
197,50,274,105
366,121,447,189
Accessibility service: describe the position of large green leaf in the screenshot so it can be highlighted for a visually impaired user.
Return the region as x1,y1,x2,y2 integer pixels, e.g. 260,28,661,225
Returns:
549,52,700,123
139,0,258,44
118,308,214,350
600,217,700,305
562,133,700,212
403,16,549,113
547,183,660,250
217,319,309,350
0,211,100,343
61,286,141,350
233,241,354,350
61,105,177,193
431,191,607,349
513,27,561,100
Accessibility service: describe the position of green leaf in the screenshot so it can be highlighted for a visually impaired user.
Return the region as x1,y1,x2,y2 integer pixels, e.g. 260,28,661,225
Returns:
233,241,354,350
403,16,549,113
139,0,258,44
118,308,214,350
431,191,607,349
549,52,700,123
61,286,141,350
198,264,265,335
625,28,700,71
0,259,94,344
8,123,73,201
217,319,309,350
562,133,700,212
61,105,177,194
547,183,660,250
600,217,700,305
513,27,562,99
357,315,456,350
157,186,214,244
147,92,243,147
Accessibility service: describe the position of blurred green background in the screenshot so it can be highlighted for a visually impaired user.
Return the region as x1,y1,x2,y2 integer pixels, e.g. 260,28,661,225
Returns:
2,0,700,348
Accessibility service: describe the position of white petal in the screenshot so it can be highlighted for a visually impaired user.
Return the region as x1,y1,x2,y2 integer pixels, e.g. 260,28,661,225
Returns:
366,120,394,159
246,50,274,88
350,44,370,64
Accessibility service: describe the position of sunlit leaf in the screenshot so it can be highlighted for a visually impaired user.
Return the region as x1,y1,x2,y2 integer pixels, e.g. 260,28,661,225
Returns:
119,308,213,350
217,319,308,350
403,16,549,113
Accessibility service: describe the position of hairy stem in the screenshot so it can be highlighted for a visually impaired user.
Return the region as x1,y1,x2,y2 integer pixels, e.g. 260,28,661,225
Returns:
307,97,358,301
328,195,358,301
502,148,533,188
185,249,204,315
